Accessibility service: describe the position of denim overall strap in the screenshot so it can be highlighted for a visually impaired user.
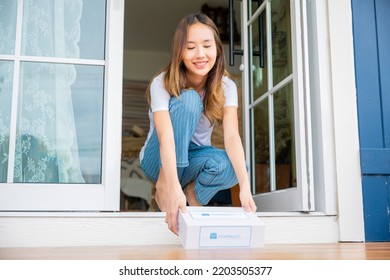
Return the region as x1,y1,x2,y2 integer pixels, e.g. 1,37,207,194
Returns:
140,89,203,182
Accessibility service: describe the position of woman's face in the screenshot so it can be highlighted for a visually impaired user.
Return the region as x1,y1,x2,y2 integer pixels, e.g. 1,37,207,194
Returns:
182,22,217,81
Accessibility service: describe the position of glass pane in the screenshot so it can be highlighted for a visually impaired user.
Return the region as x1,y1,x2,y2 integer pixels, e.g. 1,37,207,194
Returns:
253,98,270,194
272,0,292,85
274,82,296,190
0,0,18,55
21,0,106,60
251,6,268,101
0,61,14,182
14,62,104,183
72,65,104,184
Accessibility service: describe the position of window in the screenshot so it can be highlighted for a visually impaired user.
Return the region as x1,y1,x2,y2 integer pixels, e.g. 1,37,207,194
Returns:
0,0,124,210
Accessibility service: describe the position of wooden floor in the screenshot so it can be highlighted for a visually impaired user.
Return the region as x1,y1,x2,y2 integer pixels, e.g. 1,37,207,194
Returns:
1,243,390,260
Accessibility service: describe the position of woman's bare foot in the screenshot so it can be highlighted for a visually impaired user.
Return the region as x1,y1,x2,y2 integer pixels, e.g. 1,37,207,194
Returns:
184,181,202,206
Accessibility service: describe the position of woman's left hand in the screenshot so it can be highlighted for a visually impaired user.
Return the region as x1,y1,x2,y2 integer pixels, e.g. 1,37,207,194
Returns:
239,185,257,213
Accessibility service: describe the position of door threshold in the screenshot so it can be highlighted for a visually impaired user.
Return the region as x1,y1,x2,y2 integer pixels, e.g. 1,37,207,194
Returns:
0,211,339,247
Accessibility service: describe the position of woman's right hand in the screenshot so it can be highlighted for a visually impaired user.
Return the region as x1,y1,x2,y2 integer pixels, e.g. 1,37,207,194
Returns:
165,184,187,235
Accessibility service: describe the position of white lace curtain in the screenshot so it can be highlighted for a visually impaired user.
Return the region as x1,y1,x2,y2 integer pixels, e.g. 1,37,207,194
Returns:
0,0,85,183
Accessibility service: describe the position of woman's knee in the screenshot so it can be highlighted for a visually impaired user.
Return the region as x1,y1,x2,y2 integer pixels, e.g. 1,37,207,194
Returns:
180,89,202,103
169,89,203,117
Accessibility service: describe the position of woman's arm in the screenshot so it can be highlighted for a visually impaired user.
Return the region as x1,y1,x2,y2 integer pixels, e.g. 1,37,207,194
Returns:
153,110,187,235
223,106,257,212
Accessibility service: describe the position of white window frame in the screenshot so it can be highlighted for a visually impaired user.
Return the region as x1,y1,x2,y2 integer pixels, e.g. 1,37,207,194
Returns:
0,0,124,211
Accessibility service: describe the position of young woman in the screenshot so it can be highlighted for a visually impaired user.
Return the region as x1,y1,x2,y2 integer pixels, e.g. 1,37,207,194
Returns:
140,13,257,235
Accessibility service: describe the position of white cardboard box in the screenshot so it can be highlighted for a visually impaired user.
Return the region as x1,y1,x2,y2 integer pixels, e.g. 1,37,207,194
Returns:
178,206,265,249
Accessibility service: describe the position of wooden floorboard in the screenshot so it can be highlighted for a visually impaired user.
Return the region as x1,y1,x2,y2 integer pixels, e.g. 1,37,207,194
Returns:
1,243,390,260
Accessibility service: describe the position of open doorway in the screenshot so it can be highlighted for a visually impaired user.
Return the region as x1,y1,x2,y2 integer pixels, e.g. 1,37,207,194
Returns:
120,0,243,211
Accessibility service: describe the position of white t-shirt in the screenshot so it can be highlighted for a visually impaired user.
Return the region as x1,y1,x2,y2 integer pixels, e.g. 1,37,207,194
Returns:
139,72,238,161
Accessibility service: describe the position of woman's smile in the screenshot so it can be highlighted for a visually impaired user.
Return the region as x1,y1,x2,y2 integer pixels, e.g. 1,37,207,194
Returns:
193,60,208,68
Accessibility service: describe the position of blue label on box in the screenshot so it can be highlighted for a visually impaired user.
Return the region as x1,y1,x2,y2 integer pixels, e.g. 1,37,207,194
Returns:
199,226,251,247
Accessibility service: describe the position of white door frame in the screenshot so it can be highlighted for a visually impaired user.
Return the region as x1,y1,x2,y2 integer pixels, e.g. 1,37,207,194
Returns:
241,0,314,212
